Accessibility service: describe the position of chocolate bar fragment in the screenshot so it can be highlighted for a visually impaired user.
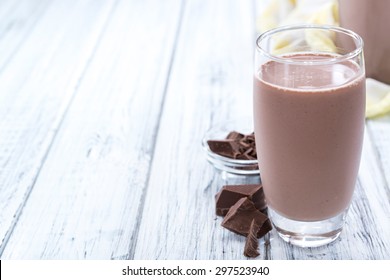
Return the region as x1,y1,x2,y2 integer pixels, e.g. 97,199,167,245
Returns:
207,131,257,160
237,147,256,160
244,219,260,258
221,197,271,238
207,139,240,159
215,184,266,216
226,131,244,141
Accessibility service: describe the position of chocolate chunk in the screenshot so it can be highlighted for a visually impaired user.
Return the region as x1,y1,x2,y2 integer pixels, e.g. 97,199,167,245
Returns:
242,148,256,160
238,139,251,149
207,131,257,160
244,147,254,155
244,220,260,258
249,148,257,158
221,197,272,238
207,139,240,158
226,131,244,141
247,134,255,142
215,184,266,216
236,153,254,160
257,218,273,238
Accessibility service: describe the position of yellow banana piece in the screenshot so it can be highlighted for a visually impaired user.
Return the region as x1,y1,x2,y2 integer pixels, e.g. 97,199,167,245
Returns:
366,78,390,119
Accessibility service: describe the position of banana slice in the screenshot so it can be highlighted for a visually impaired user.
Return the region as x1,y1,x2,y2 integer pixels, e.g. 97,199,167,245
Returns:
259,0,339,54
258,0,295,33
307,0,339,25
366,78,390,119
305,0,338,52
305,29,337,52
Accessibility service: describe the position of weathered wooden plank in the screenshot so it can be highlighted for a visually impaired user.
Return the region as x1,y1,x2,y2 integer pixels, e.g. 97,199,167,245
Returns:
1,0,184,259
0,0,52,73
2,0,388,260
267,129,390,259
133,0,258,260
367,116,390,187
0,0,118,255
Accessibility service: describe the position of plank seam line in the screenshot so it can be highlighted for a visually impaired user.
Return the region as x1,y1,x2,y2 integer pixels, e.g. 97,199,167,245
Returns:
0,0,121,257
0,0,52,75
127,0,187,260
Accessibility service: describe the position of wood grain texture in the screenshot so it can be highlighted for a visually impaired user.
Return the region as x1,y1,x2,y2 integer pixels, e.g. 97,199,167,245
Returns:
367,116,390,188
133,0,258,260
0,0,117,253
1,0,184,259
0,0,389,260
0,0,51,73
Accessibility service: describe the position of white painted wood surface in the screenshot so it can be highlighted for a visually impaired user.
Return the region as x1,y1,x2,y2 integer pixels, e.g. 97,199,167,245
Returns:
0,0,389,259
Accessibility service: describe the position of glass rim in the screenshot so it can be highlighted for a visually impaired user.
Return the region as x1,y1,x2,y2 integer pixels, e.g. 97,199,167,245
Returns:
256,24,364,65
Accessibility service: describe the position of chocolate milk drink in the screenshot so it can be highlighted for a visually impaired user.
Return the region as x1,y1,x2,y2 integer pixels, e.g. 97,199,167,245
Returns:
339,0,390,83
254,53,365,221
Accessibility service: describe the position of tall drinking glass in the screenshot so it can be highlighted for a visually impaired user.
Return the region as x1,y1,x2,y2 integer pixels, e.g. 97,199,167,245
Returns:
253,25,365,247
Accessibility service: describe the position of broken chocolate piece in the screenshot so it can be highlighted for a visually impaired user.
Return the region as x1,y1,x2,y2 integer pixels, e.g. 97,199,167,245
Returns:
257,218,272,238
207,139,240,158
249,148,257,158
244,219,260,258
236,153,255,160
226,131,244,141
215,184,266,216
247,133,255,141
207,131,257,160
221,197,272,238
238,139,251,149
241,148,256,160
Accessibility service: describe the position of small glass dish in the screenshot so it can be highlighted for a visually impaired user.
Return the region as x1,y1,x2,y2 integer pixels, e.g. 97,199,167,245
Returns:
202,118,260,176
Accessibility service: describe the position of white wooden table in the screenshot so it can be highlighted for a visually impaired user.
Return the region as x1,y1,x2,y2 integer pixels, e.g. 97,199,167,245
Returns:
0,0,389,260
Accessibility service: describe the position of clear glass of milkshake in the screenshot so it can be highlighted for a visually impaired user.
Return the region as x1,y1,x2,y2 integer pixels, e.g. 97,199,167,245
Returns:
253,25,365,247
